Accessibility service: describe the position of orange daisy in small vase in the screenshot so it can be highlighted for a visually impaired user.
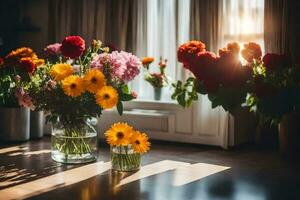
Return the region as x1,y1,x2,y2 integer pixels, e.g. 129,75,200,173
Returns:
105,122,134,146
130,131,150,153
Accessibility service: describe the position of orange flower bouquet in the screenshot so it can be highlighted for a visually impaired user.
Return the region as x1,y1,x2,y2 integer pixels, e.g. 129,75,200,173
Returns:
0,47,44,108
26,36,141,163
105,122,150,171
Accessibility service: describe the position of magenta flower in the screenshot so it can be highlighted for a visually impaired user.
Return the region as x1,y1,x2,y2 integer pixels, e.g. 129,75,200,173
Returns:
45,43,62,56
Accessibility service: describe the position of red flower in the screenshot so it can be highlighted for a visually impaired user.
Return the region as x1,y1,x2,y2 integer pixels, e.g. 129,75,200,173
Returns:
189,51,217,81
217,49,242,87
61,36,85,59
0,57,4,65
203,79,219,93
20,58,36,73
263,53,289,71
254,82,278,99
241,42,262,63
219,42,240,57
177,41,206,69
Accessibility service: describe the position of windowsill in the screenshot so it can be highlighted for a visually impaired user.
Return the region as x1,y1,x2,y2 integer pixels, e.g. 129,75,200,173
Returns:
123,98,181,110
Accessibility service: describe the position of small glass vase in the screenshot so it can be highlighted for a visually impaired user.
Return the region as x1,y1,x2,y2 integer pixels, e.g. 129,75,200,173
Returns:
51,118,98,164
111,145,141,171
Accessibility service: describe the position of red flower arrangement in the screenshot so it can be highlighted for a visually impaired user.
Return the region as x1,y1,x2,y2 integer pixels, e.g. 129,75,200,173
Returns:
61,36,85,59
173,41,261,111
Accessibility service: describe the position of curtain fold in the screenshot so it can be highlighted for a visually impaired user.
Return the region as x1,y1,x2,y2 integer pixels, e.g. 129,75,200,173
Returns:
264,0,300,65
264,0,287,54
190,0,222,52
190,0,229,148
48,0,137,52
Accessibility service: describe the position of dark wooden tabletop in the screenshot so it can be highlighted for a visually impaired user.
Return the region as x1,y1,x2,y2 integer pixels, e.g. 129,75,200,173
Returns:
0,137,299,200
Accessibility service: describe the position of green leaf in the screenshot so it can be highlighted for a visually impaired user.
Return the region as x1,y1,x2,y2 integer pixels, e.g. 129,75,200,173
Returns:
117,101,123,115
120,93,134,101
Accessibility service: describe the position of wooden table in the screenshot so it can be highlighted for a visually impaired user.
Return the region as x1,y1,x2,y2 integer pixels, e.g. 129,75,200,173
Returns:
0,138,299,200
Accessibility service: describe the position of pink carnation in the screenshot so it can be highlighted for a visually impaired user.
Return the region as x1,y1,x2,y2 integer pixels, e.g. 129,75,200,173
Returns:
119,51,141,82
91,51,141,83
15,88,35,110
45,43,62,55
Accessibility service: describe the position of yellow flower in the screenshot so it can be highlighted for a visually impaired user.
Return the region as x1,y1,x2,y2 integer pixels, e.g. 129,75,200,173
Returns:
61,75,84,97
105,122,134,146
95,86,118,109
130,131,150,153
50,63,73,81
83,69,106,93
34,59,45,67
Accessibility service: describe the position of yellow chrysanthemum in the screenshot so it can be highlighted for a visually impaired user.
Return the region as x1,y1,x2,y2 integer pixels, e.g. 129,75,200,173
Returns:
50,63,73,81
61,75,84,97
83,69,106,93
105,122,134,146
95,86,118,109
130,131,150,153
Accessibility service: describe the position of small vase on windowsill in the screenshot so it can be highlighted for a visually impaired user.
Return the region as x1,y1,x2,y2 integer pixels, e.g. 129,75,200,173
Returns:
111,145,141,172
154,87,162,101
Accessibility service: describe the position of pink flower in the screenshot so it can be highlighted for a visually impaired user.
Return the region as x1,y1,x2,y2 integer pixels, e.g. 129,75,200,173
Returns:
15,88,35,110
45,43,62,55
14,75,21,82
131,91,138,99
91,51,141,83
91,53,110,70
45,79,57,91
120,51,141,82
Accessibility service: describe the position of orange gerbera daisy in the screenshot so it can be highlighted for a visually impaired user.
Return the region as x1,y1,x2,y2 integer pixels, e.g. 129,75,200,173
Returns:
130,131,150,153
105,122,134,146
83,69,106,93
95,86,118,109
50,63,73,81
61,75,84,97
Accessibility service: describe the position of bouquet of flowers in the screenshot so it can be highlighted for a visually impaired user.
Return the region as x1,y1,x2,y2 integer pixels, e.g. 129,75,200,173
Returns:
0,47,44,108
142,56,169,88
26,36,141,163
172,41,258,113
105,122,150,171
246,53,300,123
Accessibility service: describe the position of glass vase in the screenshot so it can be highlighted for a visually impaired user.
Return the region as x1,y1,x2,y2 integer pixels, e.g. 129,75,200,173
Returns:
51,118,98,164
154,87,162,100
111,145,141,171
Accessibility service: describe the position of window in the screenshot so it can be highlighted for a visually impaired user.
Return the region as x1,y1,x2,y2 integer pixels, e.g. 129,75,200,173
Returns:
133,0,190,102
222,0,265,52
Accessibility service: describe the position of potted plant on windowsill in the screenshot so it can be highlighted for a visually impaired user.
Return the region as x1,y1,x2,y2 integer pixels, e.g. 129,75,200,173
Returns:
0,48,44,142
142,57,169,100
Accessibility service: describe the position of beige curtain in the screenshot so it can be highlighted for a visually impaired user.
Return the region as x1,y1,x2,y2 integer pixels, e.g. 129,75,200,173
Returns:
48,0,137,52
264,0,300,65
264,0,287,54
190,0,222,52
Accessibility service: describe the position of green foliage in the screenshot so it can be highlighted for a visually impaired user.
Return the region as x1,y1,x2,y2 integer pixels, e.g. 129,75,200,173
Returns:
171,77,198,107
